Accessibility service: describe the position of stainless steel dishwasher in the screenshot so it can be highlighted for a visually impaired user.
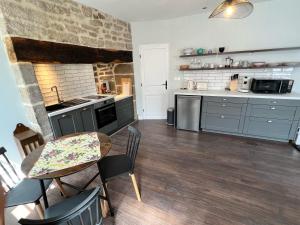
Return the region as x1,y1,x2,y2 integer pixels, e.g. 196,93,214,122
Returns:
176,95,201,131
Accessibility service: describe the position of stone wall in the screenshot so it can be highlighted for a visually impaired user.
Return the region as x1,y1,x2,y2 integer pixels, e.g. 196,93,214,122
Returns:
0,0,133,138
34,64,97,106
11,63,53,139
0,0,132,50
93,63,135,96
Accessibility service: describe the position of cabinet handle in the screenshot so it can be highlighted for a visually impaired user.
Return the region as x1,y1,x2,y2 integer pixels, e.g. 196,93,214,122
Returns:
270,107,276,110
82,108,87,111
223,98,227,101
221,115,225,119
267,120,273,123
62,114,67,118
222,104,226,107
272,101,277,104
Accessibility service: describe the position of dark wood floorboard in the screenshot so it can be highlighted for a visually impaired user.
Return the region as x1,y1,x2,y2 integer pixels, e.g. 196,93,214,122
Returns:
5,120,300,225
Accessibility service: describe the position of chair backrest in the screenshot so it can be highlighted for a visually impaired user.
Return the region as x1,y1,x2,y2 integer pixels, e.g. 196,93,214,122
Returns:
13,123,44,158
126,126,141,172
19,187,102,225
0,147,21,191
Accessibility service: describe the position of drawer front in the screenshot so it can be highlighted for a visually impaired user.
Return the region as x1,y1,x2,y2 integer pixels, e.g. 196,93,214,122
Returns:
243,117,293,140
203,96,248,104
248,98,300,107
246,104,296,120
204,101,244,116
202,113,242,133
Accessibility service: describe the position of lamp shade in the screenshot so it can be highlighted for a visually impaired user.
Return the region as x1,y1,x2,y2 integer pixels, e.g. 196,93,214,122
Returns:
209,0,254,19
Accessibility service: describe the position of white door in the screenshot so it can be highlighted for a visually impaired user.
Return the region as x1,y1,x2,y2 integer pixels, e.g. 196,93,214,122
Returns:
140,44,169,119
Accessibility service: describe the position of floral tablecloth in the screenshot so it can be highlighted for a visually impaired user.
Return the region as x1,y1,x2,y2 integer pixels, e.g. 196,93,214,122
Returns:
29,132,101,178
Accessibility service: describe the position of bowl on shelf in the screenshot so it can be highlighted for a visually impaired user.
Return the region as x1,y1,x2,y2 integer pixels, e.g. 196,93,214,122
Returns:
219,47,225,53
252,62,266,67
182,48,195,55
180,65,189,70
196,48,205,55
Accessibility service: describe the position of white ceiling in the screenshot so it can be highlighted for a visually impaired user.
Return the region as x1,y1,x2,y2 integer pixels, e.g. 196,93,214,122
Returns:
75,0,270,22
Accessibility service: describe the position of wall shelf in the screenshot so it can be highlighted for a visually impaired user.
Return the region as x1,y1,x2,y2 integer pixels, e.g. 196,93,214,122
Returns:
179,64,300,71
180,47,300,58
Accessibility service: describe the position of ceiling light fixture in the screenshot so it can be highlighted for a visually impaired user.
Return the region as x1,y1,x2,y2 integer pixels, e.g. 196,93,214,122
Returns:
209,0,254,19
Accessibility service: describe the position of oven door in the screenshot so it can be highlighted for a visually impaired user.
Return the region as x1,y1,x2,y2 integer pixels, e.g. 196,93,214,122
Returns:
95,103,117,129
251,80,282,93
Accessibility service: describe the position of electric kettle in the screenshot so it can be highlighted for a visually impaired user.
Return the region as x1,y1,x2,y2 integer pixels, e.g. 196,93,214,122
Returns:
187,80,195,90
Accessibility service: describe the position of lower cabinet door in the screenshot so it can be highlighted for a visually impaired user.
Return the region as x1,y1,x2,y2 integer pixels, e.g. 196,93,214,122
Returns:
243,117,293,140
77,106,96,132
116,97,134,129
50,111,80,138
202,114,241,133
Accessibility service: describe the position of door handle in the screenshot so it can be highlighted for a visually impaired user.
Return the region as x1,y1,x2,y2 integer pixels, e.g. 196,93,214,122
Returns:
161,80,167,90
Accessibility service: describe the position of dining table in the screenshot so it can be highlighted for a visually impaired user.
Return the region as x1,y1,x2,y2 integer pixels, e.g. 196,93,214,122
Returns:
21,132,112,209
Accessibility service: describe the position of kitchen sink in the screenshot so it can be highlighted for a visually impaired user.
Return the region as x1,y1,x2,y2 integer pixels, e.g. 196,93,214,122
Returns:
45,99,91,112
45,104,68,112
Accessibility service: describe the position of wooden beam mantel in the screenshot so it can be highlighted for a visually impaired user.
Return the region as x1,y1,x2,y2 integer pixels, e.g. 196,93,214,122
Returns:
6,37,133,64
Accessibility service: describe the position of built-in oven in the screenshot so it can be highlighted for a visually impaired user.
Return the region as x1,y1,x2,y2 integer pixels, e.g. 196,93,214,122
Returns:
94,98,118,134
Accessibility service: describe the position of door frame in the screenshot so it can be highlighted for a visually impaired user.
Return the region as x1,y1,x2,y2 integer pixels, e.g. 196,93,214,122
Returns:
139,43,169,120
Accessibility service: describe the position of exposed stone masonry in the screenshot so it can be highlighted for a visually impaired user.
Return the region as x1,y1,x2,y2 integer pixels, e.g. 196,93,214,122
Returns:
0,0,132,50
93,63,135,97
11,63,53,139
0,0,133,139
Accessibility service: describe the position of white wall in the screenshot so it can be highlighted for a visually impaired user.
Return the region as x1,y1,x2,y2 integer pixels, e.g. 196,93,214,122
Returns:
0,40,28,165
131,0,300,118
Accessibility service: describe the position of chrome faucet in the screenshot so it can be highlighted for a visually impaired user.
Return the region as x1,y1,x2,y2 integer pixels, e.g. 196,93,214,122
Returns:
51,86,63,103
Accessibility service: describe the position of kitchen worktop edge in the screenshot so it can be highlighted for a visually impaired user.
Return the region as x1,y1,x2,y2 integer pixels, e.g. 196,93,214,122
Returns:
47,95,132,117
173,90,300,100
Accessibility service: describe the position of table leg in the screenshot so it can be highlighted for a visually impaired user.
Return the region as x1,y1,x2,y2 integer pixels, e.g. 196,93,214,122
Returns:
54,178,68,197
39,180,49,208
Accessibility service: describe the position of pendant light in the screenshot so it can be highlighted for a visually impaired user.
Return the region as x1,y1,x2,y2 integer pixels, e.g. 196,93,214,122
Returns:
209,0,254,19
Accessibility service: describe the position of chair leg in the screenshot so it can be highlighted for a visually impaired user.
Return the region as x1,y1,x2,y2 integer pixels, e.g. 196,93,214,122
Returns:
100,183,109,218
129,173,141,202
35,201,44,219
102,182,114,217
54,178,68,198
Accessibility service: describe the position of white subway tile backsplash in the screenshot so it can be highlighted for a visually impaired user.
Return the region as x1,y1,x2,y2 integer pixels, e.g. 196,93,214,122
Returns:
34,64,97,106
183,68,293,90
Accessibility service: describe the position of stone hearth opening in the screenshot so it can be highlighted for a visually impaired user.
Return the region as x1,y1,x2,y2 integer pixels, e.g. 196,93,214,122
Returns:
0,0,134,141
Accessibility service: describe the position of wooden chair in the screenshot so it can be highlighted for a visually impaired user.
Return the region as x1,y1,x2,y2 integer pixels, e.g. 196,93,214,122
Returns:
0,147,52,218
18,187,103,225
13,123,44,158
13,123,68,197
97,126,142,216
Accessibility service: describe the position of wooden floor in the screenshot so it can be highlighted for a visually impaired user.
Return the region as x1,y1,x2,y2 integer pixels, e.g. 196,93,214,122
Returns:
5,120,300,225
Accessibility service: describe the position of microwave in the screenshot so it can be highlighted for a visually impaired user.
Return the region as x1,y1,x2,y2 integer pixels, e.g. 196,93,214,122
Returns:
251,79,294,94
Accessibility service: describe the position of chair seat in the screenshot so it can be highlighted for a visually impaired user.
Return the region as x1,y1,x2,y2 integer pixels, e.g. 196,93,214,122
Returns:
6,179,52,207
45,189,96,219
99,154,132,181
